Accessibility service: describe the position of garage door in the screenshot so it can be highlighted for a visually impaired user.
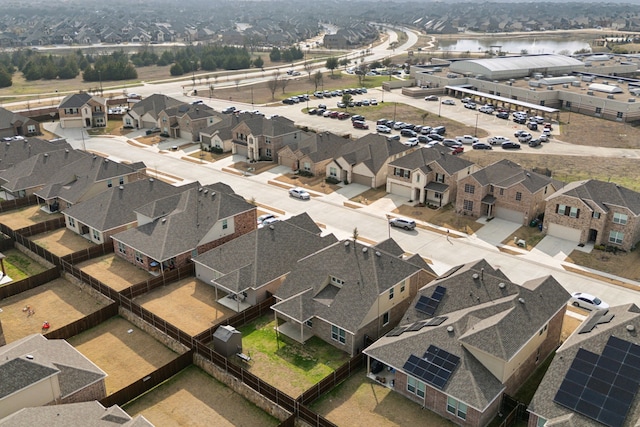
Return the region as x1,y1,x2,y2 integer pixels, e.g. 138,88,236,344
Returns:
351,173,371,186
61,118,83,128
547,223,582,242
389,182,412,198
494,206,524,224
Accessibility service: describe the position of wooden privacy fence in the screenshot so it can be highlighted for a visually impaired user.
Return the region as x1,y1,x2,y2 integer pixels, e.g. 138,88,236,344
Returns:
120,263,195,300
0,236,14,251
298,352,364,405
44,303,119,340
15,216,65,237
100,350,194,407
60,241,114,264
0,267,59,300
0,195,38,213
13,232,61,266
61,259,122,301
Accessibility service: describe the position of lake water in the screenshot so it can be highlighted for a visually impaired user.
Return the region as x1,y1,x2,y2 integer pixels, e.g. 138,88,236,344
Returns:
438,37,591,54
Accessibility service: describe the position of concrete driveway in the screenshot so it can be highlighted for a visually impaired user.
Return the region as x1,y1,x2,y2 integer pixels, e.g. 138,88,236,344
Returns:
473,217,522,246
531,235,587,260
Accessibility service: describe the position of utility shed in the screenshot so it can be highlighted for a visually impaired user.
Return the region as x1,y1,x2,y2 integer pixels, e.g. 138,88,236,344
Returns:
212,325,242,358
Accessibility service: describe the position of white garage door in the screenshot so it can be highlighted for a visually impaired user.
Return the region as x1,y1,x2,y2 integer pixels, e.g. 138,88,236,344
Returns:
495,206,524,224
389,182,412,198
547,223,582,242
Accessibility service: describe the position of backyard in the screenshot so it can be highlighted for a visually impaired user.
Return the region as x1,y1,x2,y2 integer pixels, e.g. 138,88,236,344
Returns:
124,365,279,427
30,228,96,257
234,315,350,398
0,248,49,283
76,253,152,292
68,316,179,394
0,205,62,230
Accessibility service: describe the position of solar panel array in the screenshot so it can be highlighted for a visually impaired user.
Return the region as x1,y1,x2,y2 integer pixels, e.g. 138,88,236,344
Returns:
403,344,460,390
385,317,448,337
578,312,615,334
415,285,447,316
553,336,640,427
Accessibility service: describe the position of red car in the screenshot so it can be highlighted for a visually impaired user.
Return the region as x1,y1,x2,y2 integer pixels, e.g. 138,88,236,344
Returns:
449,146,464,155
329,111,340,118
352,120,369,129
338,112,350,120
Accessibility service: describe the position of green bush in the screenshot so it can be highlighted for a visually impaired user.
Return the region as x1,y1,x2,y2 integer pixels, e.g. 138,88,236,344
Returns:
325,177,341,185
298,170,314,177
211,146,223,154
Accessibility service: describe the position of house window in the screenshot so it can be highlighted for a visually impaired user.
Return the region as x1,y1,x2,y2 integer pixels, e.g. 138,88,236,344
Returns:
436,173,445,183
540,101,545,107
565,101,572,108
383,312,390,326
305,319,313,327
499,188,504,196
595,107,602,114
303,162,311,171
27,124,36,133
464,184,475,194
544,186,548,194
400,281,406,293
222,219,228,229
407,376,426,398
135,251,143,264
266,137,271,144
613,212,628,225
416,174,420,183
447,396,467,420
92,229,100,241
515,192,522,201
569,207,579,218
463,200,473,211
489,185,494,194
68,217,75,227
119,177,124,185
117,241,126,255
537,416,547,427
162,117,167,123
331,276,345,286
331,325,346,344
609,230,624,245
265,148,272,157
593,212,601,219
191,249,198,258
107,179,113,188
389,288,394,300
330,167,337,178
617,111,624,119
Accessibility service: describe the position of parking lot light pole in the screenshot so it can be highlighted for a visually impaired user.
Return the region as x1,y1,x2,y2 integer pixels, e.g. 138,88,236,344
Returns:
438,99,442,117
386,214,391,239
474,113,479,137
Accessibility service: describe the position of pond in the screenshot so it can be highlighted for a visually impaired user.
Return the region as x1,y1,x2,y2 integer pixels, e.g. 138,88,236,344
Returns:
438,37,591,55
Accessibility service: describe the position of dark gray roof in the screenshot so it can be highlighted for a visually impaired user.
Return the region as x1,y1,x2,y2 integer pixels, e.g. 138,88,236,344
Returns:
389,147,474,176
550,179,640,216
339,133,410,175
59,93,102,109
163,103,216,120
62,178,185,232
239,116,297,136
0,137,71,172
528,304,640,427
470,159,554,193
200,112,263,138
112,182,255,262
0,358,58,399
273,239,426,333
373,238,405,257
0,108,33,131
0,401,155,426
283,132,346,163
192,213,337,293
128,93,183,120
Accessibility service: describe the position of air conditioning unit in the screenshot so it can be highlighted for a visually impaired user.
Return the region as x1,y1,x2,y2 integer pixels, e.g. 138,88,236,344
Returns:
602,80,608,85
587,91,594,95
629,98,636,103
524,77,530,81
547,86,554,90
562,84,569,88
508,81,513,86
571,81,581,87
529,81,540,87
607,94,615,99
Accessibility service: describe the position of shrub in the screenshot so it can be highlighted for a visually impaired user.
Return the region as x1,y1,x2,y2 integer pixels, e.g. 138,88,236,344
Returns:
325,177,340,185
298,170,314,177
211,146,223,154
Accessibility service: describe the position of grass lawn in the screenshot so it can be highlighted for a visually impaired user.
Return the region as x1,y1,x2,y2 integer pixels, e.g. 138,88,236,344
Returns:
350,187,388,205
1,248,49,283
565,248,640,283
274,173,341,194
86,120,126,136
236,316,350,397
501,225,545,251
393,203,483,235
188,150,233,162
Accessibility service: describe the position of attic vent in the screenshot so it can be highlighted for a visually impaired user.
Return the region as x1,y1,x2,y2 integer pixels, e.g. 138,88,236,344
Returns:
26,354,34,360
44,153,48,157
344,241,350,247
198,188,203,192
161,218,167,223
627,324,636,332
118,185,124,190
362,247,368,253
65,149,69,153
149,178,154,182
269,224,275,230
93,155,97,159
375,251,381,257
5,142,8,146
104,158,108,163
472,273,479,280
446,326,454,333
204,189,208,194
518,297,525,304
498,283,506,289
526,172,531,177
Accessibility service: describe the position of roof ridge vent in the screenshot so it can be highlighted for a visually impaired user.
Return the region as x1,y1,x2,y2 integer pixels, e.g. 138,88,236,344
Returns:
446,326,454,333
518,297,525,304
161,218,167,223
472,273,479,280
627,324,636,332
362,247,368,253
118,185,124,190
149,178,154,182
375,251,381,257
344,241,350,246
498,282,506,289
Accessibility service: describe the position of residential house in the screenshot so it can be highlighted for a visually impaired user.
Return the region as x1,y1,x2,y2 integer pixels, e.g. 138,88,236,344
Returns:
199,112,260,153
0,107,41,138
386,147,477,205
0,401,154,426
231,116,303,161
34,155,146,213
111,182,256,273
123,93,183,130
325,133,413,188
63,178,190,244
528,304,640,427
0,137,70,173
158,103,218,142
456,159,559,225
0,334,107,419
364,259,569,427
277,131,348,176
192,213,338,312
543,179,640,251
272,238,437,356
58,93,107,129
0,149,88,199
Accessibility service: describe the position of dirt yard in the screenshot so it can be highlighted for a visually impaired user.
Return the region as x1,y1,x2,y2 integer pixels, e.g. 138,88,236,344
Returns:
124,365,279,427
501,225,546,251
133,278,234,336
311,367,454,427
76,253,151,292
0,277,110,344
393,204,483,235
30,228,96,256
565,248,640,283
275,173,341,194
0,205,62,230
68,316,179,394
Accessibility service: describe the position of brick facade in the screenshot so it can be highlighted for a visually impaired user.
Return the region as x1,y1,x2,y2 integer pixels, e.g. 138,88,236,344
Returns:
60,379,107,404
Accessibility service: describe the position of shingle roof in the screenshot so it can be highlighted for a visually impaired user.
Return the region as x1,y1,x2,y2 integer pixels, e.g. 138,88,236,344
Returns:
239,115,298,136
162,103,215,120
59,93,104,109
339,134,410,174
549,179,640,216
112,182,254,262
388,147,474,176
0,108,32,130
0,137,70,172
128,94,183,120
273,239,426,333
283,132,346,163
0,358,58,399
469,159,554,193
528,304,640,427
192,213,337,293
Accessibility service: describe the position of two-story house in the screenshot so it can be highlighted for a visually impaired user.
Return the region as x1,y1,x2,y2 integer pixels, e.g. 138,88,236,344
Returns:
543,179,640,251
0,107,41,138
364,259,569,427
110,182,256,273
199,112,260,153
386,147,477,205
272,238,437,356
58,93,107,129
456,159,560,225
277,131,348,176
123,93,183,130
157,103,218,142
0,137,70,174
231,116,303,162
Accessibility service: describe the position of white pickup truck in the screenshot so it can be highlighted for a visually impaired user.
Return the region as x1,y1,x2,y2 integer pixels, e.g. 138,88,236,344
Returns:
455,135,479,145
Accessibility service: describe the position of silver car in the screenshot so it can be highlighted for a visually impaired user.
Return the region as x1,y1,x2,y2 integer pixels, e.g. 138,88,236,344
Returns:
389,217,416,230
289,187,310,200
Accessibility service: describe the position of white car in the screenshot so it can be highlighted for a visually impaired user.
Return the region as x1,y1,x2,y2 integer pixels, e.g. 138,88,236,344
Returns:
289,187,310,200
570,292,609,311
376,125,391,133
257,213,276,225
403,138,419,147
441,99,455,105
258,217,280,228
389,217,416,230
455,135,479,145
488,136,510,145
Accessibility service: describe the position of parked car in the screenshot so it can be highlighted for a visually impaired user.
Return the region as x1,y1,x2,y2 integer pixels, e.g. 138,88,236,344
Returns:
488,136,510,145
389,217,416,230
289,187,310,200
427,133,445,142
517,133,533,143
455,135,479,145
424,95,439,101
472,142,493,150
528,138,542,147
338,112,350,120
514,130,530,138
539,134,549,142
464,102,477,110
417,135,431,143
497,111,510,119
432,126,446,135
420,126,433,135
337,102,346,108
361,100,370,106
308,108,318,115
527,122,538,131
329,111,340,118
441,99,455,105
393,122,407,130
323,110,333,117
377,118,389,125
448,145,464,155
257,213,276,225
388,135,401,141
376,124,392,133
351,115,365,122
400,129,417,138
370,99,378,105
403,138,419,147
353,120,369,129
222,106,236,114
479,105,494,114
501,141,521,149
513,116,527,124
318,104,327,110
461,97,472,103
570,292,609,311
258,217,279,228
442,139,463,148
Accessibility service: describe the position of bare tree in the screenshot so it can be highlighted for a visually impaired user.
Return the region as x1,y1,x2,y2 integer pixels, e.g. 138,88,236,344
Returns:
313,71,323,91
267,71,280,100
280,76,290,94
235,78,242,90
303,61,313,80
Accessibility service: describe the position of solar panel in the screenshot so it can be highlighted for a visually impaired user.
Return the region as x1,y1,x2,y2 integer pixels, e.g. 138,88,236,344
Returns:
432,286,446,302
426,316,447,327
415,286,447,317
386,326,407,337
415,295,432,314
403,346,459,390
553,336,640,427
405,321,428,332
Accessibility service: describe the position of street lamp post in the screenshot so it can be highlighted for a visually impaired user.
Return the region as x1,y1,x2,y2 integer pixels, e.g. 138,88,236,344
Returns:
438,98,442,117
474,113,479,137
393,102,397,122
